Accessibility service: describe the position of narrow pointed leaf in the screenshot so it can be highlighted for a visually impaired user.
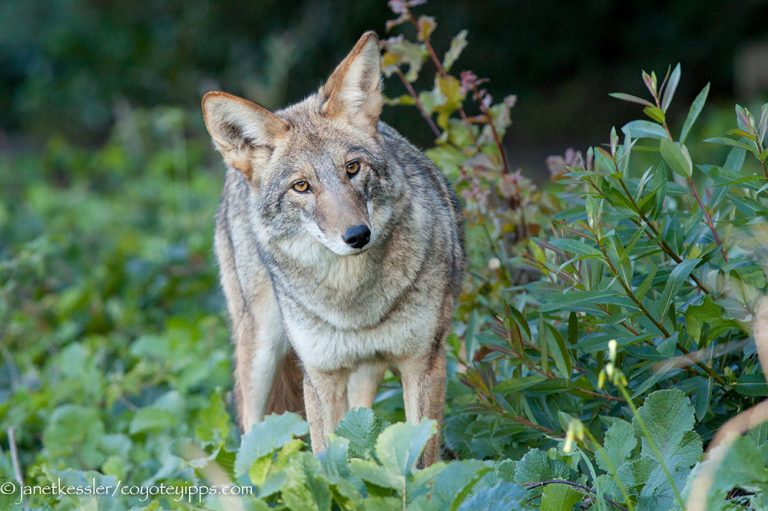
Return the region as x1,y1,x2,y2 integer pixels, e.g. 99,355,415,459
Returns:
660,139,693,177
680,83,710,143
661,63,681,112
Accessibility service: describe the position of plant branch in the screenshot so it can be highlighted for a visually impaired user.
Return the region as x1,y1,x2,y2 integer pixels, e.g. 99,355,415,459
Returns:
8,427,23,485
7,427,28,511
523,479,629,511
393,68,441,138
688,177,728,262
596,238,671,337
469,83,510,175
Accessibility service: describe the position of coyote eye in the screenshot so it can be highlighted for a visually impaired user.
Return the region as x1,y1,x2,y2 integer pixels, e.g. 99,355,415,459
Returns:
345,161,361,176
292,181,310,193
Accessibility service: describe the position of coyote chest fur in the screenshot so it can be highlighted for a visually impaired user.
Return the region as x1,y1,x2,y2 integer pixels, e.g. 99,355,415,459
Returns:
202,32,464,466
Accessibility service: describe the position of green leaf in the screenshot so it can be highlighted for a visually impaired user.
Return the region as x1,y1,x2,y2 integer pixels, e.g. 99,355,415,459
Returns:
549,238,602,258
609,92,654,107
704,136,754,152
43,405,106,469
350,458,402,489
251,438,303,496
194,388,230,446
585,195,604,239
622,120,668,140
457,481,527,511
735,373,768,397
435,75,465,128
680,83,710,143
282,451,332,511
723,146,746,172
235,412,308,477
375,419,436,477
644,106,666,124
634,390,695,458
544,322,572,378
416,15,436,41
567,312,578,345
381,38,426,81
661,63,681,112
427,460,487,509
129,407,176,434
659,139,693,178
514,449,571,483
727,128,756,140
596,419,637,473
443,30,468,71
361,497,404,510
684,296,724,343
540,483,582,511
617,457,655,488
335,408,390,459
540,289,638,314
701,434,768,504
633,390,702,497
655,257,700,318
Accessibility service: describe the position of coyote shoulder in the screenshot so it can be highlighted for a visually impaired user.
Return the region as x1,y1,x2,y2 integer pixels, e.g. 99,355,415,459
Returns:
201,31,464,465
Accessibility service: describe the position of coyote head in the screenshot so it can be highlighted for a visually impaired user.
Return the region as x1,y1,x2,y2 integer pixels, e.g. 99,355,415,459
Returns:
202,32,399,257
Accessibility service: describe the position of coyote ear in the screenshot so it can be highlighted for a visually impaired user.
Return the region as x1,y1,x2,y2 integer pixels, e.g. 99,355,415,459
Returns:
321,31,382,133
201,91,289,178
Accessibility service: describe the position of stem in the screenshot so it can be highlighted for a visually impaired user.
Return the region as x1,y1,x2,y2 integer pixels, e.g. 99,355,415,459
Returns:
484,396,559,435
523,480,629,511
687,177,728,262
8,427,23,486
472,85,510,175
596,240,670,337
8,427,28,511
583,430,635,511
761,158,768,181
616,384,686,510
626,217,712,295
393,68,441,138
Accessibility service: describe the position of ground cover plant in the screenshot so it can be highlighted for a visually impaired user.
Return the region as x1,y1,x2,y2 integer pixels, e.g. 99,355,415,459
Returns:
2,1,768,509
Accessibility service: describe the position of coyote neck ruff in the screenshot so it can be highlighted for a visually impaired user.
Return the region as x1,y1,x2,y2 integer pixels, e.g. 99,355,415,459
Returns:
202,31,464,466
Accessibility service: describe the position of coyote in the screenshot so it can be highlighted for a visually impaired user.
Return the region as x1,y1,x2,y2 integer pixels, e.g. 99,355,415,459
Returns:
201,31,464,465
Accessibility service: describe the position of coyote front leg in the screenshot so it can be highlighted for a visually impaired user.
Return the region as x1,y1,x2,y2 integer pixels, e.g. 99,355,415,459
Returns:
347,362,387,409
303,367,350,453
398,345,447,467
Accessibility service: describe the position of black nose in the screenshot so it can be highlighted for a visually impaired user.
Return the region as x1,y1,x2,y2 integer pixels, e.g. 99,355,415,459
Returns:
342,224,371,249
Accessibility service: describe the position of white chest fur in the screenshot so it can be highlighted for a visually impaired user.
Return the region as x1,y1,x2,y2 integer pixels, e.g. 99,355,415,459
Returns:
278,284,442,371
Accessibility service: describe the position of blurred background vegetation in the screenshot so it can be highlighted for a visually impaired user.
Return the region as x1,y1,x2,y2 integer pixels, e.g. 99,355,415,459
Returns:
1,0,767,168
